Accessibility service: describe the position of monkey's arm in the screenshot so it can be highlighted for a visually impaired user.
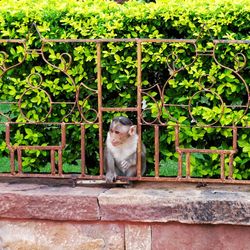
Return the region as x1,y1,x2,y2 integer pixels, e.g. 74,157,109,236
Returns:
120,152,137,171
121,143,146,175
104,147,117,183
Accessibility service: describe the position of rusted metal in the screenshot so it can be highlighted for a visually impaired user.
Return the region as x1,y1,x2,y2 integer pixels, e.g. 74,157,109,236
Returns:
58,149,63,176
177,153,183,178
213,39,250,44
177,148,236,154
154,125,160,178
175,125,183,178
228,153,234,180
220,154,225,180
61,123,66,148
51,150,56,175
41,38,197,44
229,126,238,179
10,150,15,174
101,107,137,112
17,149,22,173
0,24,249,184
137,41,142,178
81,124,86,177
97,42,104,177
186,153,191,178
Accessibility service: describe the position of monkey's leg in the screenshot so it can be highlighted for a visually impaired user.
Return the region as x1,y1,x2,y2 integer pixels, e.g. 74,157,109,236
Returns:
125,165,137,177
119,165,136,188
105,149,117,183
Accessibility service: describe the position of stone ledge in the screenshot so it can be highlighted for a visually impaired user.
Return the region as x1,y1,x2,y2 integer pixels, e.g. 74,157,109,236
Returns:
0,178,249,225
0,178,106,221
99,183,250,225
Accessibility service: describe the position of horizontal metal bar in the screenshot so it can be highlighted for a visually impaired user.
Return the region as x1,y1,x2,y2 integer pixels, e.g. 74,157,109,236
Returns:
176,147,237,154
1,102,247,108
11,145,63,150
51,101,76,105
4,38,249,45
0,173,105,179
0,39,25,43
0,101,76,105
2,122,97,125
214,39,250,44
2,122,250,129
42,38,197,43
0,173,249,185
76,179,129,185
128,176,250,185
101,107,138,112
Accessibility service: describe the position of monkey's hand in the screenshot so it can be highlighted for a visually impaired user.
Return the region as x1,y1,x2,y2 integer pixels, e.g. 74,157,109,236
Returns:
105,172,117,183
121,160,130,172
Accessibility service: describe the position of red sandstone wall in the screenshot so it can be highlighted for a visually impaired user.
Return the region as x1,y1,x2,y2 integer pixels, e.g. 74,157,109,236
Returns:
0,180,249,250
0,220,249,250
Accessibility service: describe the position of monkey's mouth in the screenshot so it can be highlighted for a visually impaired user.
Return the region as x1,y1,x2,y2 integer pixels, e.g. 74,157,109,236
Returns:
111,141,120,146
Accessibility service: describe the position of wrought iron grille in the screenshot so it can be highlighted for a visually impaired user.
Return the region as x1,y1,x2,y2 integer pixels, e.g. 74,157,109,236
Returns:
0,24,249,184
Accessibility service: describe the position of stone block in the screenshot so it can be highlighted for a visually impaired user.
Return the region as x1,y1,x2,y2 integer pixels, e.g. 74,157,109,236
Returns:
98,183,250,225
125,224,151,250
0,181,107,221
0,220,124,250
151,223,250,250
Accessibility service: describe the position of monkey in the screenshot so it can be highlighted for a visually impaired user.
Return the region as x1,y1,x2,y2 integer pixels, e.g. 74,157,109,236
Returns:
104,116,146,183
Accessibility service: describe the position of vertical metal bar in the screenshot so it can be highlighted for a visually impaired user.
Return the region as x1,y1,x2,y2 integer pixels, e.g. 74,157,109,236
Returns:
232,126,237,150
229,126,237,179
17,149,22,174
175,125,182,177
137,40,142,178
175,124,180,148
58,149,63,175
228,154,234,180
58,123,65,176
186,152,191,178
220,153,225,180
178,152,183,178
10,150,15,174
5,123,10,148
61,122,66,148
154,125,160,178
51,150,55,175
5,123,15,174
97,42,104,177
81,123,86,177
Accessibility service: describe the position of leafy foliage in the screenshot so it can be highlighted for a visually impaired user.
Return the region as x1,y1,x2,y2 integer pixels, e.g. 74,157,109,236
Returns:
0,0,250,179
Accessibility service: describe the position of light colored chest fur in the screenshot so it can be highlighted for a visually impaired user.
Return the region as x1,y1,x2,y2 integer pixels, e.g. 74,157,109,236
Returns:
106,134,138,162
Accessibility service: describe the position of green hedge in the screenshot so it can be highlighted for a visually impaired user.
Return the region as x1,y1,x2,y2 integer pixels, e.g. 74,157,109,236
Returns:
0,0,250,179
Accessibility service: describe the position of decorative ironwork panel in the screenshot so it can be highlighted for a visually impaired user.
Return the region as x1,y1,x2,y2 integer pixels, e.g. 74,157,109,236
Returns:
0,24,249,184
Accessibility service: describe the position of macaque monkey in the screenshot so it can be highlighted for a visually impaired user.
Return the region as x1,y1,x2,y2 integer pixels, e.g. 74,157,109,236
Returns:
104,116,146,183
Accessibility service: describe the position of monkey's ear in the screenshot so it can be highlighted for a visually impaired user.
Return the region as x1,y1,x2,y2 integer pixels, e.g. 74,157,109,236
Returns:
128,125,136,136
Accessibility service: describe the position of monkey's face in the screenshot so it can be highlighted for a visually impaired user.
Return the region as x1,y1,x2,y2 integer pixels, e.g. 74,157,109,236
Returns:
109,122,130,146
108,120,137,147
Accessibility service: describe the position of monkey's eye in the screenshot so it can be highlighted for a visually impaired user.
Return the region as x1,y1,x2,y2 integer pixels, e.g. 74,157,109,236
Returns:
114,131,120,134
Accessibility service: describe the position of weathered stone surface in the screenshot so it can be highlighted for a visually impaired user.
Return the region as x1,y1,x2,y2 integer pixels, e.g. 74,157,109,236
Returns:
152,223,250,250
0,181,107,221
99,183,250,225
0,220,124,250
0,180,249,225
125,224,151,250
0,179,250,249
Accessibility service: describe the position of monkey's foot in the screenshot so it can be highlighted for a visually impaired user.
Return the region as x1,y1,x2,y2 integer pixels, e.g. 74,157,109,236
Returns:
105,172,117,183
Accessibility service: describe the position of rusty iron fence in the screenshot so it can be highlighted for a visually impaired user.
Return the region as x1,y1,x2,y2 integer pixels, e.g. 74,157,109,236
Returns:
0,24,250,184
